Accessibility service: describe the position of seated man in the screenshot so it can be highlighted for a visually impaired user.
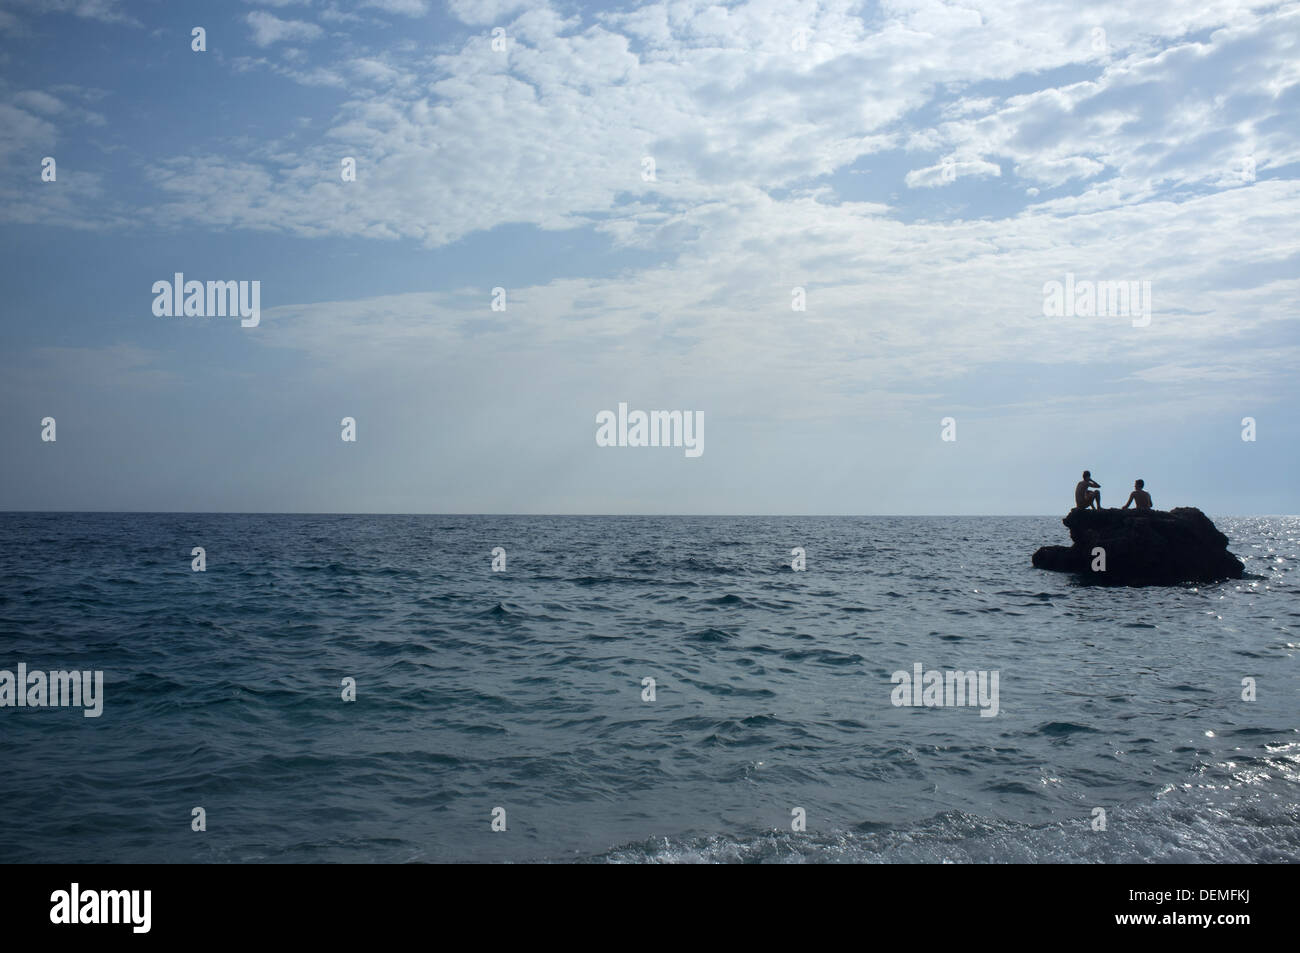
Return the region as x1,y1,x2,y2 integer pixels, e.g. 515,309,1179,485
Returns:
1123,479,1153,510
1075,470,1101,509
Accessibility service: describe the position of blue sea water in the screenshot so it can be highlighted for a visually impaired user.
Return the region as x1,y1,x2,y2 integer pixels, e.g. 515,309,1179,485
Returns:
0,513,1296,864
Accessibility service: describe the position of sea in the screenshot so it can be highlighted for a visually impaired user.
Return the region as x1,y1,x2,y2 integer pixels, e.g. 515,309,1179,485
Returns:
0,513,1296,863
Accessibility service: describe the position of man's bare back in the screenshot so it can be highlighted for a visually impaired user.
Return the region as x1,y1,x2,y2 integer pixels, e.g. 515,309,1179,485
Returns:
1075,471,1101,509
1123,480,1153,510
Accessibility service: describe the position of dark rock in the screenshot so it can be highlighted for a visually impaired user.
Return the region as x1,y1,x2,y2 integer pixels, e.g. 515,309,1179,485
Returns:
1031,507,1245,586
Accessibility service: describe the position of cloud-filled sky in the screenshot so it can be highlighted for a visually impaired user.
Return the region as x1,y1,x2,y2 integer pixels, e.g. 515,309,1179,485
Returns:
1,0,1297,514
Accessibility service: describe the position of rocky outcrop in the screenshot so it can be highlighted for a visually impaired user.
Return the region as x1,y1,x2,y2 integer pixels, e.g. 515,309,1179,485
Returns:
1032,507,1245,586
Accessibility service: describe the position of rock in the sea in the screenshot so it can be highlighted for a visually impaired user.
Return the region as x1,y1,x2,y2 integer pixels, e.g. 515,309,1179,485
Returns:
1032,507,1245,586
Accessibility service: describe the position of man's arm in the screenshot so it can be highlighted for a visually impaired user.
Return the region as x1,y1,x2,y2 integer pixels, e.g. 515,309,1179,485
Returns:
1123,492,1134,509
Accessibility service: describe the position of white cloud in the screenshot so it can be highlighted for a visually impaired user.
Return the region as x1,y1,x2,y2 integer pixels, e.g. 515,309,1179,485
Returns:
348,56,414,86
362,0,431,16
906,156,1002,188
4,0,1299,512
11,90,65,115
245,11,324,47
131,1,1288,251
1014,155,1105,187
0,102,57,161
445,0,543,26
11,0,1300,414
0,0,139,27
243,175,1300,433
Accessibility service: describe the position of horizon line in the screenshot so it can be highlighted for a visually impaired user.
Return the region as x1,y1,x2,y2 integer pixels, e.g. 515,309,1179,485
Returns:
2,510,1293,518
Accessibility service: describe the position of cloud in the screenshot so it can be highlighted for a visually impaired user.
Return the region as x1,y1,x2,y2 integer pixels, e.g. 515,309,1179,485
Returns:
231,54,347,87
0,0,139,27
116,1,1285,253
1014,155,1105,187
905,156,1002,188
445,0,542,26
11,90,66,115
3,0,1299,512
241,175,1300,435
10,0,1300,414
912,9,1300,206
245,11,324,47
362,0,430,16
0,102,57,161
348,56,414,86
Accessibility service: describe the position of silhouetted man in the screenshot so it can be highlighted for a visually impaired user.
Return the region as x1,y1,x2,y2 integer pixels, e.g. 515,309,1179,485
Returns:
1075,471,1101,509
1123,479,1153,510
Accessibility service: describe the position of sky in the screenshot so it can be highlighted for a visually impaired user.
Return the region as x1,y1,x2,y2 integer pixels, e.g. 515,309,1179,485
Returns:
1,0,1297,515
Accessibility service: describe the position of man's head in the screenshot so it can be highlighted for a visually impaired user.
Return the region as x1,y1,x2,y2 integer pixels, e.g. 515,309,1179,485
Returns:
1082,470,1091,479
1135,479,1144,489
